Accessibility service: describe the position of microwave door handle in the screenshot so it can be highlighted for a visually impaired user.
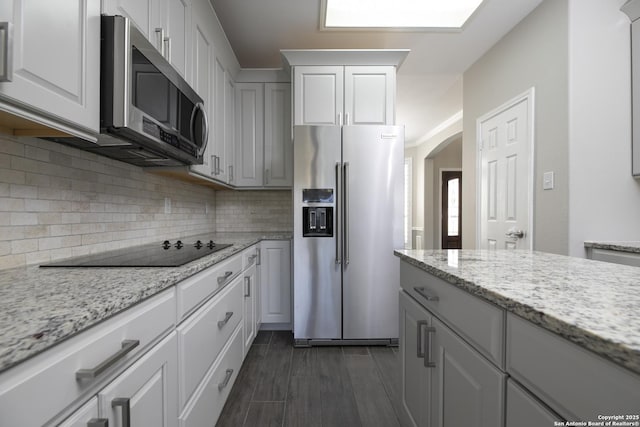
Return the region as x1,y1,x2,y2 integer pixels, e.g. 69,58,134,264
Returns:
191,102,208,157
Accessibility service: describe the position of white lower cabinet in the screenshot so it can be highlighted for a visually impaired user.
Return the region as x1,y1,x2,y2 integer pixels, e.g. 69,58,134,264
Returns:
260,240,292,325
177,274,243,409
178,323,243,427
399,290,504,427
98,332,178,427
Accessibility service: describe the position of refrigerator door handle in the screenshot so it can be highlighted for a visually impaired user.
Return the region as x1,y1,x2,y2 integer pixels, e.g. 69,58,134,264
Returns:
335,162,342,265
343,162,349,266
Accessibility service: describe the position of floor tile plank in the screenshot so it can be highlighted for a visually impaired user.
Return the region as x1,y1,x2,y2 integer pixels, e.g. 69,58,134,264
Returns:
243,402,284,427
254,330,273,345
290,347,318,377
342,346,370,356
284,376,323,427
345,353,401,427
370,346,404,423
316,347,362,427
252,339,293,401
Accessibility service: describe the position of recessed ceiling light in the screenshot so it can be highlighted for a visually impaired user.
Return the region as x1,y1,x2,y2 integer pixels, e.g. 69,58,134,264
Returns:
323,0,484,30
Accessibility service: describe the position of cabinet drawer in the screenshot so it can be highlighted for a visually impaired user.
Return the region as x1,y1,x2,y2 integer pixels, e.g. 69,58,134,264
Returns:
506,379,562,427
177,275,243,409
242,245,259,271
179,323,244,427
0,288,176,427
177,253,243,320
401,262,504,367
506,313,640,420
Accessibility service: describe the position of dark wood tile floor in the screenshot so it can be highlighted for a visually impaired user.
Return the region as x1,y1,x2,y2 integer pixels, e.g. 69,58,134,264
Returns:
216,331,403,427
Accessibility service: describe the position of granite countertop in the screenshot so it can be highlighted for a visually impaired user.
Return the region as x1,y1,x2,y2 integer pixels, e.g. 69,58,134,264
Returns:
0,232,291,374
395,249,640,376
584,241,640,254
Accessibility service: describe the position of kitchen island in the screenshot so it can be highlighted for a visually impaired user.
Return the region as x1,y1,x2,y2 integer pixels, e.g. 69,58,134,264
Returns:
396,249,640,426
0,232,290,374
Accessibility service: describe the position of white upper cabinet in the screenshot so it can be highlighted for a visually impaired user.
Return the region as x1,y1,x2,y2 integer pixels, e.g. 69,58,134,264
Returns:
293,65,395,126
344,66,395,125
211,57,229,183
188,0,214,178
293,66,343,125
264,83,292,187
0,0,99,135
102,0,190,80
235,83,265,187
225,72,236,184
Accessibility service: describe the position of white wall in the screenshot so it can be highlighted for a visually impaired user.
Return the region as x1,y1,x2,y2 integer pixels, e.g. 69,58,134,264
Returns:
462,0,569,254
568,0,640,257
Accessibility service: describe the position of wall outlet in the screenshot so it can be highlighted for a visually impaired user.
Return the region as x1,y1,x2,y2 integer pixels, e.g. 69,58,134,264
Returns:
543,172,554,190
164,197,172,214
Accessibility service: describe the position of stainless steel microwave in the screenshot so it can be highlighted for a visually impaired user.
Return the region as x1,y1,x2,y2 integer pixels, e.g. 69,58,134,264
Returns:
44,15,208,167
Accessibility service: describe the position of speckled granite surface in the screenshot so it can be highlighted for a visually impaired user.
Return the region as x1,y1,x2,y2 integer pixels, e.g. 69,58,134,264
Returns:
584,241,640,254
395,249,640,376
0,232,291,374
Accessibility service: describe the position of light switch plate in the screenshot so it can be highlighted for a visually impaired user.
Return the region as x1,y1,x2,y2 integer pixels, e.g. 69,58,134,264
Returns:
543,172,554,190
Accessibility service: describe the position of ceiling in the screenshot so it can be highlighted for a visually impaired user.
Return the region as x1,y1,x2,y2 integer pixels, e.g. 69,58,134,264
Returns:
210,0,543,146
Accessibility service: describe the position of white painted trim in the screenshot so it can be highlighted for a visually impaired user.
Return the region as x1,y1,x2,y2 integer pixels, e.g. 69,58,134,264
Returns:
280,49,410,69
407,110,463,148
475,87,535,250
438,168,462,249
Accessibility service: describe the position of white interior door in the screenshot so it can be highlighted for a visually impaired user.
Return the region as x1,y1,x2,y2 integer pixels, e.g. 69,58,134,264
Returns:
477,89,534,250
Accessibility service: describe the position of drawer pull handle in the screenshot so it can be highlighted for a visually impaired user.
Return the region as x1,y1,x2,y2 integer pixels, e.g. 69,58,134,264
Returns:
112,397,130,427
218,368,234,391
424,326,436,368
414,286,439,302
248,254,258,264
87,419,109,427
244,276,251,297
416,320,428,358
76,339,140,381
217,271,233,285
0,22,13,82
218,311,234,328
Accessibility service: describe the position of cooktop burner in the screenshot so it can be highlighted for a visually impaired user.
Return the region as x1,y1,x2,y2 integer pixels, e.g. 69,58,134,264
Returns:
40,239,233,267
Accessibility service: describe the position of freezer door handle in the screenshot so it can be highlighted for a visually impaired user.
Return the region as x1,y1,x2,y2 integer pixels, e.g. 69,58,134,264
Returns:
335,162,341,265
343,162,349,266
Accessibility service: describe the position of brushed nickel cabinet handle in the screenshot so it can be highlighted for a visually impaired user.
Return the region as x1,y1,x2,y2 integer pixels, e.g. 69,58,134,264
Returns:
0,22,12,82
163,36,171,61
87,419,108,427
154,27,164,56
217,271,233,285
416,320,428,359
256,248,261,265
218,368,234,391
244,276,251,297
414,286,439,302
76,340,140,381
217,311,233,328
229,165,234,182
112,397,130,427
424,326,436,368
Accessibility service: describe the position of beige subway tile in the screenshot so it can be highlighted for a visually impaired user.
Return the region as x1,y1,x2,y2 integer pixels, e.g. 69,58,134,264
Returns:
0,198,24,212
49,224,72,236
0,139,25,156
25,250,51,266
0,226,24,241
37,212,62,225
11,212,37,225
11,239,38,254
24,225,49,238
24,199,51,212
0,253,26,269
49,200,74,212
60,212,83,224
0,168,26,185
24,145,51,162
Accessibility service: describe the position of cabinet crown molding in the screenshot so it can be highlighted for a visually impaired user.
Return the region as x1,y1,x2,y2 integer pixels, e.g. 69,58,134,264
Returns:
280,49,410,69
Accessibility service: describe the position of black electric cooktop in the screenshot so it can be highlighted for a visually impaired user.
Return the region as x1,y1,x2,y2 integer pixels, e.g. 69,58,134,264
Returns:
40,239,232,267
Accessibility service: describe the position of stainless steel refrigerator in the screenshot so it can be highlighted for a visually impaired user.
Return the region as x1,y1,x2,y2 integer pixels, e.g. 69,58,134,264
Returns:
293,125,404,345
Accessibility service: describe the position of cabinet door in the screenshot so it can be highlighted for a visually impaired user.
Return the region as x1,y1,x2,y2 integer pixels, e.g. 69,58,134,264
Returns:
264,83,292,187
235,82,264,187
243,263,257,357
58,397,103,427
98,332,178,427
211,57,228,183
260,240,291,324
399,291,432,427
164,0,191,80
344,66,395,125
506,380,563,427
225,73,236,184
293,66,343,125
430,316,505,427
0,0,99,133
188,0,214,178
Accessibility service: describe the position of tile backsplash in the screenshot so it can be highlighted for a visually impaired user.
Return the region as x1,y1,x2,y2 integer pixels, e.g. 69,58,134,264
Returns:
215,190,292,232
0,135,217,269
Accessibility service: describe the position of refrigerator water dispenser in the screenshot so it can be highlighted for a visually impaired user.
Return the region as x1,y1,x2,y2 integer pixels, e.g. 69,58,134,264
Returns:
302,207,333,237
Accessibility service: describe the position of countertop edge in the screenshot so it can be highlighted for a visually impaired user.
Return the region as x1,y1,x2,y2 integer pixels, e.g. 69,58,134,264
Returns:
584,241,640,254
394,250,640,376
